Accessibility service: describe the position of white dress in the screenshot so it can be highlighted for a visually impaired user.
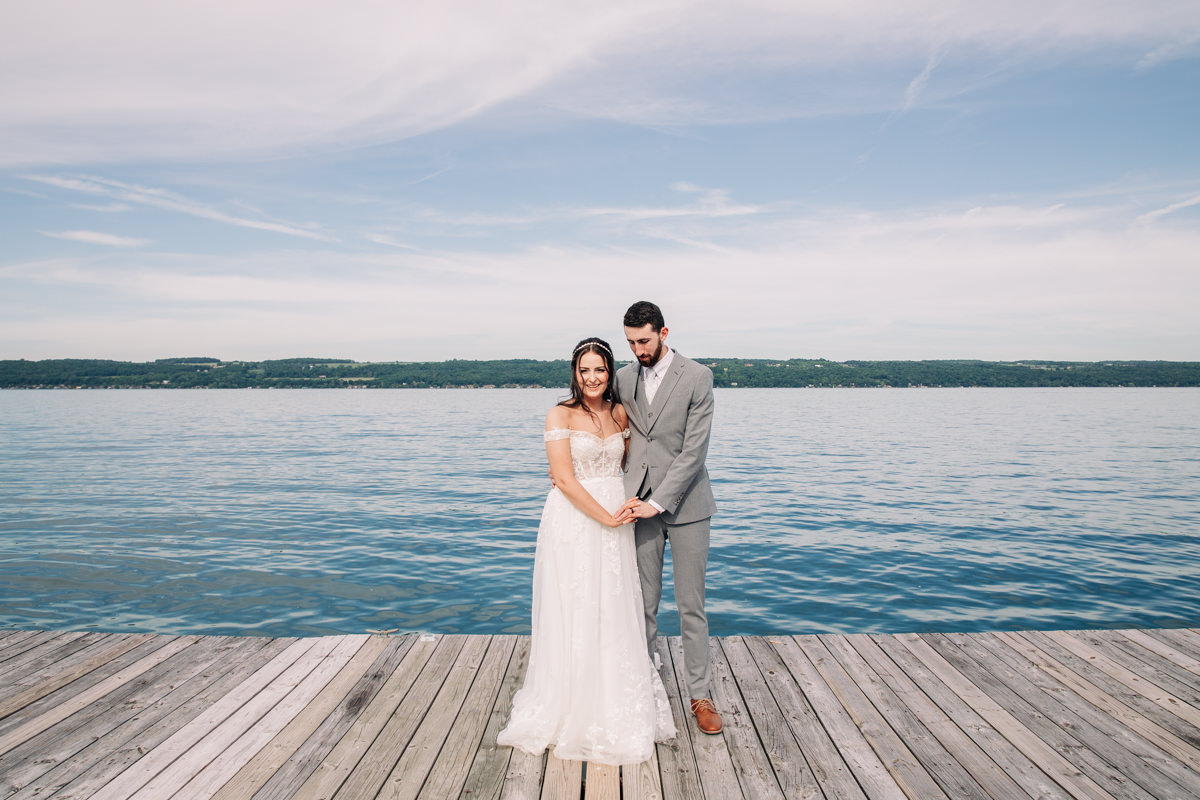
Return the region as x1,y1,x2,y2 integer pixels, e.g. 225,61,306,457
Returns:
497,428,675,765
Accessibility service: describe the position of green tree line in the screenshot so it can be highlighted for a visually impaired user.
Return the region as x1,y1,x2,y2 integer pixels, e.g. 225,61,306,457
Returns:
2,357,1198,389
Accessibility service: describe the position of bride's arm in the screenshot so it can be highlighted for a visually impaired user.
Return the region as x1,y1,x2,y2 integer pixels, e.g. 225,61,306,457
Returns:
545,408,629,529
613,402,630,471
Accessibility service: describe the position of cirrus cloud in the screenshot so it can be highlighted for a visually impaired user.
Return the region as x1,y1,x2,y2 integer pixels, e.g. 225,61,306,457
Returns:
2,1,1197,165
39,230,150,247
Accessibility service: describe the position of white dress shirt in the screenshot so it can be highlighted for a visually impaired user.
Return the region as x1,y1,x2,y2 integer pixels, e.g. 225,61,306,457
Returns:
642,347,674,405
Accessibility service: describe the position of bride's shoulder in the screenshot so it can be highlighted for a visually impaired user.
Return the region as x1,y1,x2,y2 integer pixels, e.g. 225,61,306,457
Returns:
612,402,629,427
545,404,571,429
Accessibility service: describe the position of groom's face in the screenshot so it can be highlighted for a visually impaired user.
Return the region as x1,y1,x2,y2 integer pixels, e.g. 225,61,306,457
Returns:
625,324,669,368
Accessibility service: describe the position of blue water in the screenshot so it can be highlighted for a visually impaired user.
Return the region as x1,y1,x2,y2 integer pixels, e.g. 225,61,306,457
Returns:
1,388,1198,638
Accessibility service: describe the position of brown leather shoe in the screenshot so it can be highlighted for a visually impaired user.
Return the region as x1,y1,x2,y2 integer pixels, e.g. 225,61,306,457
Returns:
690,698,723,734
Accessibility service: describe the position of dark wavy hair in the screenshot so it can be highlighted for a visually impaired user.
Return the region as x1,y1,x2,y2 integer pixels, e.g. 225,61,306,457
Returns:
623,300,665,332
560,336,622,426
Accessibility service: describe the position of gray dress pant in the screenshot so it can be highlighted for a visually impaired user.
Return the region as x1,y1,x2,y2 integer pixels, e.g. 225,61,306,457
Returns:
634,514,712,700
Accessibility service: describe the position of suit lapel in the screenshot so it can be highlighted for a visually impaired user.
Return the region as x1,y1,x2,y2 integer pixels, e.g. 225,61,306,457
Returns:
646,358,684,432
621,365,649,429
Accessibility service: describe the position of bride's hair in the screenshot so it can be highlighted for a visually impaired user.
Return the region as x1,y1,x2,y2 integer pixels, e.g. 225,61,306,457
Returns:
561,337,622,426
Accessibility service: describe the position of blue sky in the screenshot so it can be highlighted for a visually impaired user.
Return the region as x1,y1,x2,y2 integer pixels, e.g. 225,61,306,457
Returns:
2,1,1198,362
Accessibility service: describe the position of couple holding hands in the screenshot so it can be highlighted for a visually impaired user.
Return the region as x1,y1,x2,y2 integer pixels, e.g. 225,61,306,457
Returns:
498,300,721,767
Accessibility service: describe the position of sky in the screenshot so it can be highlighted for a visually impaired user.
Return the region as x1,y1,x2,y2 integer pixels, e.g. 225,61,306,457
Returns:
2,1,1199,362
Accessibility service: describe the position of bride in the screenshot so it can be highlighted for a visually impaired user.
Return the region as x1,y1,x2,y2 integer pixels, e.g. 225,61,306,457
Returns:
498,337,675,765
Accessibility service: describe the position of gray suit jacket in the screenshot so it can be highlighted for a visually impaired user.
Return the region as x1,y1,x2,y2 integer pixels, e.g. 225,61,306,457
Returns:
617,352,716,525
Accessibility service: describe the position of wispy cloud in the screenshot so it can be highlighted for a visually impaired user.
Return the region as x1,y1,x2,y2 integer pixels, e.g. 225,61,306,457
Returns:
902,49,943,112
7,192,1197,361
26,174,334,241
577,183,761,222
3,2,1197,165
1135,193,1200,224
71,202,132,213
1136,35,1200,70
364,233,421,251
40,230,149,247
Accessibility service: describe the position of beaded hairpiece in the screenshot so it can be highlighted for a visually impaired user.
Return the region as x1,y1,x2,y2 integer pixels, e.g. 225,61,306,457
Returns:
573,340,612,357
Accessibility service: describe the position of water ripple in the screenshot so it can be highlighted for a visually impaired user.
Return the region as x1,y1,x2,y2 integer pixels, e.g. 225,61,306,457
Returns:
2,387,1199,637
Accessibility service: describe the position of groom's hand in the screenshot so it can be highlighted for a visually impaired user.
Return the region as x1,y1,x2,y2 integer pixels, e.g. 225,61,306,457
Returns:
625,497,660,519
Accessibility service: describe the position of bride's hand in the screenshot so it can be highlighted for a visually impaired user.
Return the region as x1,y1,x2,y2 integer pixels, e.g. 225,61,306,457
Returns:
609,503,636,527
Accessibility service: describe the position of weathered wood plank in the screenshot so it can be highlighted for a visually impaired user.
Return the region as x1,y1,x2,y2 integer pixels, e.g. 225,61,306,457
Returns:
775,636,907,800
721,635,821,800
539,754,581,800
800,634,949,800
1146,628,1200,662
86,637,320,800
289,634,440,799
1122,629,1200,676
0,632,125,690
173,635,372,799
1015,630,1200,754
239,635,414,800
415,635,516,800
2,636,257,799
666,636,740,799
747,636,865,800
623,745,664,800
0,635,198,758
0,632,98,690
871,633,1072,800
583,763,618,800
17,637,292,800
0,634,181,747
965,631,1200,798
992,630,1200,769
117,636,344,800
896,632,1118,800
1042,630,1200,728
17,642,291,800
2,628,1198,800
461,636,530,800
202,634,389,800
327,634,468,800
0,634,153,720
377,635,494,799
708,637,786,800
1081,629,1200,706
649,638,702,800
0,631,83,669
498,746,546,800
927,632,1167,799
845,633,1025,800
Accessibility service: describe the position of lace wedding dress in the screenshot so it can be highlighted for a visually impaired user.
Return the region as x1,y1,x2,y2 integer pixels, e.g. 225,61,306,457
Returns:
497,428,675,765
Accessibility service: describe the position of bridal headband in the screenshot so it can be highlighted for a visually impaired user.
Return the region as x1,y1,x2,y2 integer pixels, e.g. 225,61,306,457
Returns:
574,340,612,357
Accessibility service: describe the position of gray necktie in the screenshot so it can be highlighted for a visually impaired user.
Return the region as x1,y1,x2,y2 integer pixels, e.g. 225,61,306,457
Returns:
644,368,659,403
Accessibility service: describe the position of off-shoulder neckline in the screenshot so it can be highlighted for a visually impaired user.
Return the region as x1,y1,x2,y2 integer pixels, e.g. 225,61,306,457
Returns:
546,428,627,442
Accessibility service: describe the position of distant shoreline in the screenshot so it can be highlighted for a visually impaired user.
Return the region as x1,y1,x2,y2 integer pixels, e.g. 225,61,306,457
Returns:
2,357,1198,389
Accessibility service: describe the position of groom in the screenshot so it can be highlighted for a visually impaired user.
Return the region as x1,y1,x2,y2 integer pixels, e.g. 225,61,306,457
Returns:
617,300,722,735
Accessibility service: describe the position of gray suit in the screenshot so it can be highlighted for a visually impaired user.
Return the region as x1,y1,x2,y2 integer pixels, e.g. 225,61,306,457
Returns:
617,351,716,699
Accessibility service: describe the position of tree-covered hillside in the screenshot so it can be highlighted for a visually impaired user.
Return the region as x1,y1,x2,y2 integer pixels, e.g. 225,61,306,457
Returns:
2,357,1197,389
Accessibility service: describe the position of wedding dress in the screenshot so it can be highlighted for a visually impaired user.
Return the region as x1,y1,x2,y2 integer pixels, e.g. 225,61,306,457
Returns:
497,428,675,765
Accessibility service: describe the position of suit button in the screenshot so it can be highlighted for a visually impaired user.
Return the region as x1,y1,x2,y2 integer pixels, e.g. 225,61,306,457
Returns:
648,412,654,417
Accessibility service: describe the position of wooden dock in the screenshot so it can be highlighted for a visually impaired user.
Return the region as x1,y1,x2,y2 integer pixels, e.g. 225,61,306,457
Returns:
1,628,1199,799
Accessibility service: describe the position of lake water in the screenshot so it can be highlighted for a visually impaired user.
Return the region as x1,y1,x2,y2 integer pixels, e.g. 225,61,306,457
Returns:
1,387,1198,638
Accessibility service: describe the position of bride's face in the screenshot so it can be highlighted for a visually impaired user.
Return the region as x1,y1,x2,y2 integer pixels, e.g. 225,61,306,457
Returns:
576,352,609,401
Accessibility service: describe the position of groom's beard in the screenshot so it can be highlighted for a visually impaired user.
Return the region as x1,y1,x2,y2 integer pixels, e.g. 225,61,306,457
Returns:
638,342,665,367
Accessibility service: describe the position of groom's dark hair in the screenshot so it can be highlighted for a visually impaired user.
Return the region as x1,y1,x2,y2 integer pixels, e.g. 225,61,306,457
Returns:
623,300,665,332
